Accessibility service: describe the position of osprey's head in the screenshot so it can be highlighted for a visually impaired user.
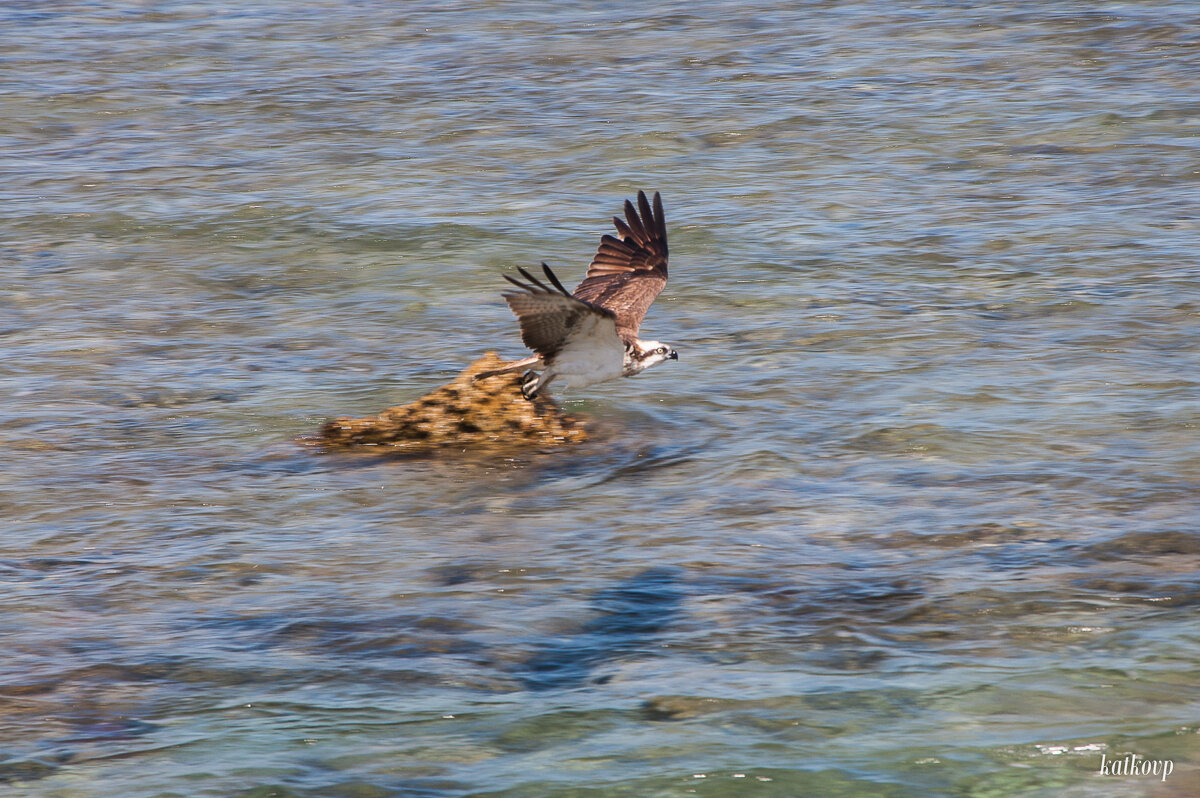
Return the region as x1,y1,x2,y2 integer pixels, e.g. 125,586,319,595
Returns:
626,339,679,375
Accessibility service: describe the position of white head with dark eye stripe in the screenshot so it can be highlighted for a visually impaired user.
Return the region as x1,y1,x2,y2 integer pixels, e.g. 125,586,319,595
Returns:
624,339,679,375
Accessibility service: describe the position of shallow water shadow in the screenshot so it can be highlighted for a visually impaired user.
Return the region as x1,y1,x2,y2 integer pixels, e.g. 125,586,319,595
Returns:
515,566,683,691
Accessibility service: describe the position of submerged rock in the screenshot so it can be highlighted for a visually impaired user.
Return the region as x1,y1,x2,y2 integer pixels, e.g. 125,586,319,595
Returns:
311,352,587,451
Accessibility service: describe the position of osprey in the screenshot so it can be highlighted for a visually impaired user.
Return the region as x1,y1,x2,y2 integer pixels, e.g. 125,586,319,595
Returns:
476,190,678,399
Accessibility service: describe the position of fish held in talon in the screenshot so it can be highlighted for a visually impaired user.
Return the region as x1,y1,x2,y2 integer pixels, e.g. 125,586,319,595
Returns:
312,351,587,451
474,190,679,399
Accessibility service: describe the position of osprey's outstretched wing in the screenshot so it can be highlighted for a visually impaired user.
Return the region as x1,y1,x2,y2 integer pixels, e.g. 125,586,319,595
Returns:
502,263,619,362
572,190,668,343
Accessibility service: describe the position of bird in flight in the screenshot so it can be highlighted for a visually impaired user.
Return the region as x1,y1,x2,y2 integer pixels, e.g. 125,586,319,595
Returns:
475,190,678,399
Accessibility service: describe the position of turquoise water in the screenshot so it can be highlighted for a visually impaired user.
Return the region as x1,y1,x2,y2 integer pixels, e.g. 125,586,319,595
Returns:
2,2,1199,796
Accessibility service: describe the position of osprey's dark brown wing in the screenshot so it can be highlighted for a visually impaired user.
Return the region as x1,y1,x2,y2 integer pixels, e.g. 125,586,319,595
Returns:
572,190,668,343
502,263,618,361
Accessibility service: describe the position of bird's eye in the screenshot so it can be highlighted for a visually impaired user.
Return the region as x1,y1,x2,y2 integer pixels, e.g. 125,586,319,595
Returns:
656,347,667,355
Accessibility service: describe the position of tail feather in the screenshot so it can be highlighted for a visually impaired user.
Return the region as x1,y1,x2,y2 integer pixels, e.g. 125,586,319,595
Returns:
473,355,541,382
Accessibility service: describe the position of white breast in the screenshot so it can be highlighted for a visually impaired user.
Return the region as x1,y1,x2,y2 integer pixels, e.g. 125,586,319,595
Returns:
550,313,626,389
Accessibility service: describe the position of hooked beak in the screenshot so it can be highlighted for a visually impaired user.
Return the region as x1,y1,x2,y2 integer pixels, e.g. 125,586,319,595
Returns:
668,350,678,361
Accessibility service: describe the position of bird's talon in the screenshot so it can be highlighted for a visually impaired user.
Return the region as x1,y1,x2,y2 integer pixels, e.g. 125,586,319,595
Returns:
521,371,540,400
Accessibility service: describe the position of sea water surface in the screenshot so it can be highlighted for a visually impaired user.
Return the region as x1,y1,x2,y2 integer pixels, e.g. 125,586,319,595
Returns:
2,2,1199,796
